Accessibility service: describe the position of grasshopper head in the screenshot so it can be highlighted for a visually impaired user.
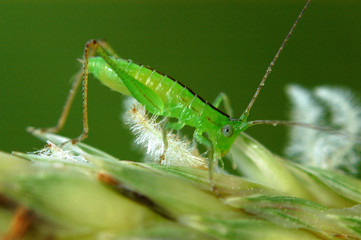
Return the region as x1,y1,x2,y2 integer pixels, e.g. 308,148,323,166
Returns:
214,119,249,157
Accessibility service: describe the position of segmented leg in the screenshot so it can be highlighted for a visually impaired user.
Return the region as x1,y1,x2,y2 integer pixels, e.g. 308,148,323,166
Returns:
159,120,186,163
193,129,211,147
193,130,220,194
70,39,119,144
207,145,219,195
212,92,233,117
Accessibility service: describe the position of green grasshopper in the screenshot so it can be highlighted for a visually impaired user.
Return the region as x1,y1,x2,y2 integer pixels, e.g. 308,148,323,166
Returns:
36,0,312,190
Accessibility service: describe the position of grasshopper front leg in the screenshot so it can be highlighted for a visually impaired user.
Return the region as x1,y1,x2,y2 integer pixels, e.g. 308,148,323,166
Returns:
194,129,219,194
160,120,186,163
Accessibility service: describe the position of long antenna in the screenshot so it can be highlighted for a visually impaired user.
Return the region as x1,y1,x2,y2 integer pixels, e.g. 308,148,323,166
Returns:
240,0,312,121
248,120,361,142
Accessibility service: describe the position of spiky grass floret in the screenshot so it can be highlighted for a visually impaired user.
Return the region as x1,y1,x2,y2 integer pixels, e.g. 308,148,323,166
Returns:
123,98,207,169
34,140,87,164
285,85,361,176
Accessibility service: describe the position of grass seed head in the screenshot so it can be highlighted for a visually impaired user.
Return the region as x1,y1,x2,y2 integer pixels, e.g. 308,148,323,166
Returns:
123,98,208,169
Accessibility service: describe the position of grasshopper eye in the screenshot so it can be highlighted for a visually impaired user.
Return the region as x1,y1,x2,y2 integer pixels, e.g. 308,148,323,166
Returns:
221,125,233,138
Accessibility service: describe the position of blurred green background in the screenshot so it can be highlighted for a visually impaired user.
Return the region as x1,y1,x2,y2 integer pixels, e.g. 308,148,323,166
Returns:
0,0,360,161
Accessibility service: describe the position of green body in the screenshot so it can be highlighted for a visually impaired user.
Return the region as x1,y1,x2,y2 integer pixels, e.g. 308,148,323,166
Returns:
88,56,248,157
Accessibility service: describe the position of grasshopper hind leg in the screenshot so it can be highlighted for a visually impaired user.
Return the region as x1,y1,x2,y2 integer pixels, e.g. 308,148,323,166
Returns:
29,39,119,145
65,40,119,144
